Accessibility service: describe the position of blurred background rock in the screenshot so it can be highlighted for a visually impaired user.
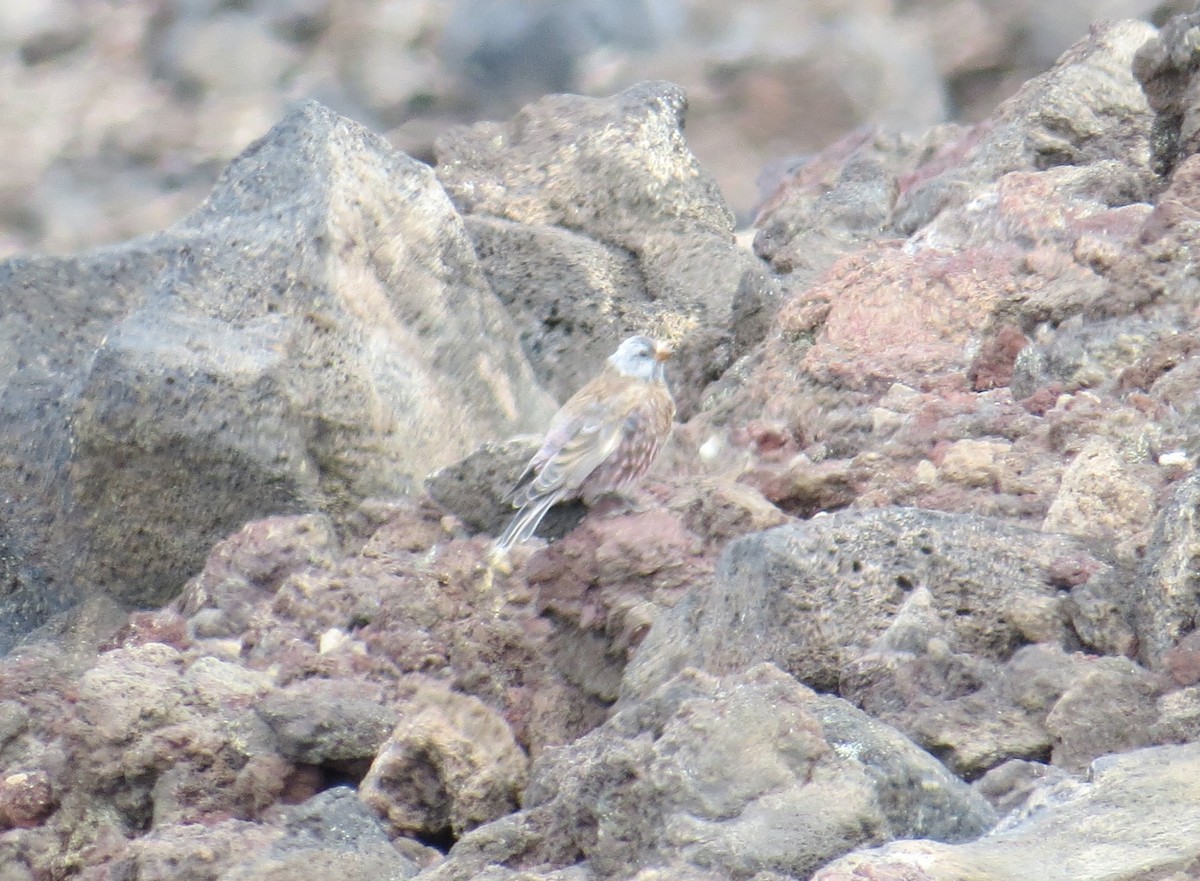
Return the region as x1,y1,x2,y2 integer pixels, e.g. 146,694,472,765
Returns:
0,0,1188,258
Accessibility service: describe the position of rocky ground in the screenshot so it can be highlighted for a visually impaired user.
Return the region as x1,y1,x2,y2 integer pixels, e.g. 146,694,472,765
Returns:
3,3,1200,881
0,0,1189,258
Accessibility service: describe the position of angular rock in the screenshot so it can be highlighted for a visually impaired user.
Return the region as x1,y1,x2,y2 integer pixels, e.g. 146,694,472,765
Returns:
1043,656,1161,771
896,20,1156,233
1136,470,1200,667
812,742,1200,881
430,665,990,881
846,624,1169,781
752,127,943,283
359,687,527,839
434,81,776,415
1133,6,1200,175
126,820,280,881
424,438,585,541
623,508,1101,696
255,684,397,767
220,788,424,881
0,99,555,641
1041,438,1156,562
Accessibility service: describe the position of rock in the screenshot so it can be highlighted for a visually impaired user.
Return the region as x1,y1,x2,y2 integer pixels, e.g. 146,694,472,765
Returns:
1043,656,1162,771
424,438,585,541
663,477,791,551
359,687,528,839
811,742,1200,881
255,683,397,767
622,508,1097,696
176,514,342,639
849,640,1169,779
1042,438,1156,561
1135,470,1200,667
896,20,1156,233
752,127,946,283
74,643,191,749
431,664,990,881
1133,6,1200,175
126,820,280,881
972,758,1083,823
220,788,424,881
938,438,1012,488
1151,683,1200,743
0,99,555,640
1108,151,1200,315
0,769,54,829
434,81,774,415
807,694,997,841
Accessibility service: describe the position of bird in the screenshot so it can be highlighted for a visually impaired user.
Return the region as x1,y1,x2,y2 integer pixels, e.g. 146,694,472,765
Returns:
493,334,675,555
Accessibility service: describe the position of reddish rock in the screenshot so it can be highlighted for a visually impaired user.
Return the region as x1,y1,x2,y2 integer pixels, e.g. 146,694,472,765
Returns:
0,770,54,829
969,324,1029,391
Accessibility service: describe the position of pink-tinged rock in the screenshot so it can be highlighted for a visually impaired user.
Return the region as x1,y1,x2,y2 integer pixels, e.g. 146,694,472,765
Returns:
969,324,1029,391
1161,631,1200,688
0,770,54,829
797,244,1014,390
175,514,342,636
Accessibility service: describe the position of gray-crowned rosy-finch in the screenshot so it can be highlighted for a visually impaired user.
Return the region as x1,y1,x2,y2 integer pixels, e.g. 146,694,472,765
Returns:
494,335,675,553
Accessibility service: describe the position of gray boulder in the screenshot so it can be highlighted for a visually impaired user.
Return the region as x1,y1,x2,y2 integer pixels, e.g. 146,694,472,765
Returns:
622,507,1108,697
424,664,992,881
219,787,424,881
812,741,1200,881
434,80,779,414
1135,469,1200,667
0,99,555,641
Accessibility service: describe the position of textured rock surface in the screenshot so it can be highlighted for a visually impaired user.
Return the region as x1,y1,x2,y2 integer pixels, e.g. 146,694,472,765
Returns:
427,665,993,881
1135,470,1200,668
623,508,1104,696
0,100,554,642
812,742,1200,881
435,81,777,415
8,7,1200,881
360,687,528,839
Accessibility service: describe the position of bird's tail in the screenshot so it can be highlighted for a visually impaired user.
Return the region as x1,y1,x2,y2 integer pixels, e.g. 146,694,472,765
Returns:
493,492,559,555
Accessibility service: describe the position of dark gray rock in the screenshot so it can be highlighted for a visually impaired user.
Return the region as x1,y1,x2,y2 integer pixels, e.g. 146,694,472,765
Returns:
808,694,998,842
753,130,924,282
220,787,424,881
434,81,775,416
1135,470,1200,667
424,438,585,540
0,99,554,639
622,507,1103,697
425,664,991,881
1134,7,1200,175
256,689,397,766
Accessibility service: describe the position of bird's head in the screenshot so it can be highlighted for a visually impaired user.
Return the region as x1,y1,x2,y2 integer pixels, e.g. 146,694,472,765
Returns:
608,335,672,382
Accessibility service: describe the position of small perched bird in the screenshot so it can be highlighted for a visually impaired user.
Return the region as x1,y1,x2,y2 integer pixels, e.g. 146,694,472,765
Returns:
494,335,675,554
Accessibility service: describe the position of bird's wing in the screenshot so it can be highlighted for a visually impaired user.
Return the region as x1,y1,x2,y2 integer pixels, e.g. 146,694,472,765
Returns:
508,376,630,506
